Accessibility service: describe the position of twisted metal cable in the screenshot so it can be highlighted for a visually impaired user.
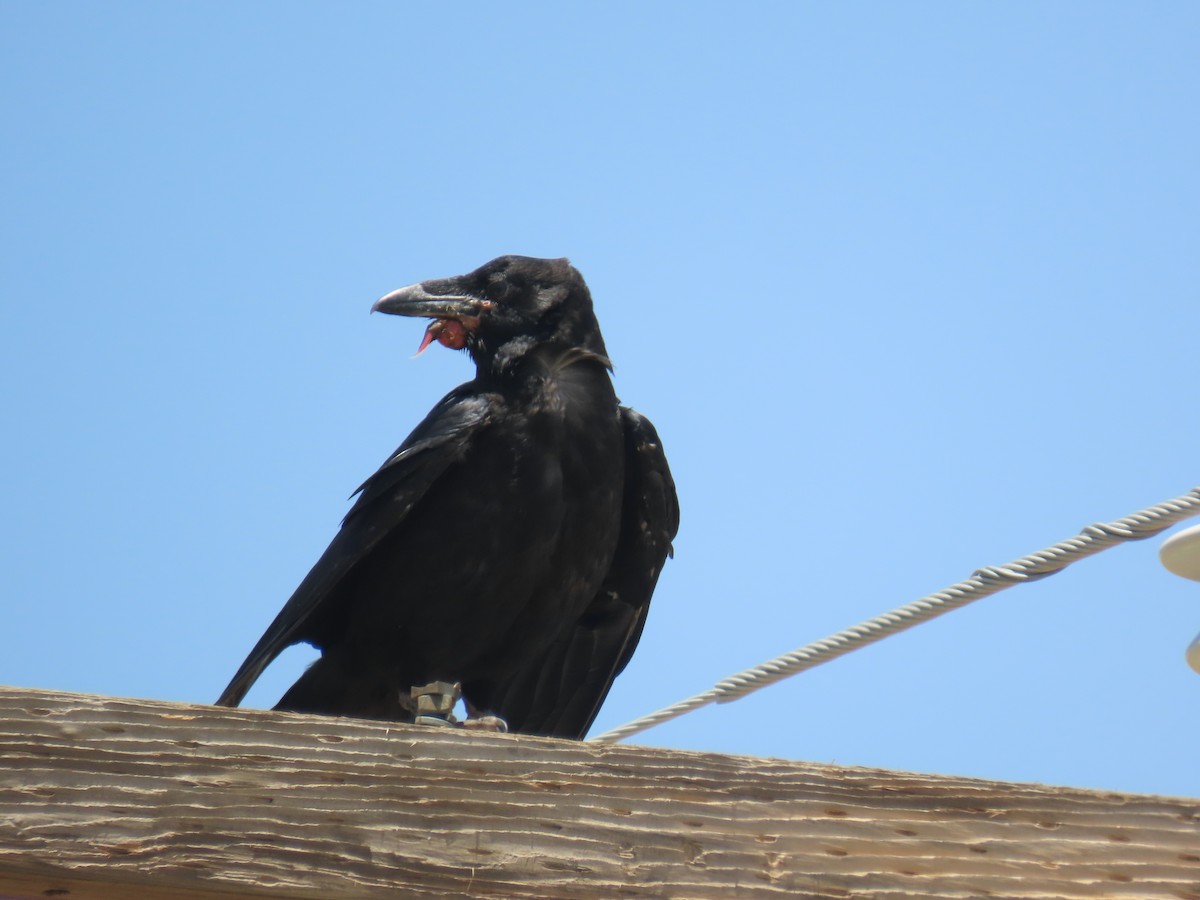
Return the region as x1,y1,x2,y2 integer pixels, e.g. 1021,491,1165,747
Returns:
589,486,1200,744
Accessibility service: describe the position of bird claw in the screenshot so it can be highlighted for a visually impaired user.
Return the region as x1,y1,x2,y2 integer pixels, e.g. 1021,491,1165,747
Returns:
462,714,508,733
408,681,509,733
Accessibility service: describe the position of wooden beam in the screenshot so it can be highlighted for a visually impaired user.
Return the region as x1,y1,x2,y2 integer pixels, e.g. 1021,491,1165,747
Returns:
0,686,1197,899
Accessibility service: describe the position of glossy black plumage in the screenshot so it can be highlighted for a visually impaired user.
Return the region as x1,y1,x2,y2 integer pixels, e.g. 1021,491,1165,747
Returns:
215,256,678,739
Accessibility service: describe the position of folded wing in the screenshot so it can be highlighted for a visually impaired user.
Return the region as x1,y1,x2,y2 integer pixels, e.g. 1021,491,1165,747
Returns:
214,388,495,708
484,407,679,738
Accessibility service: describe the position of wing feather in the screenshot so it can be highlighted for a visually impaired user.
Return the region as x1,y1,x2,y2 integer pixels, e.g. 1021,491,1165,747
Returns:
490,406,678,738
214,388,495,708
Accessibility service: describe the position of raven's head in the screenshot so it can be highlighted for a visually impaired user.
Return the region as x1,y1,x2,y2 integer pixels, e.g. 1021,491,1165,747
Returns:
373,256,609,372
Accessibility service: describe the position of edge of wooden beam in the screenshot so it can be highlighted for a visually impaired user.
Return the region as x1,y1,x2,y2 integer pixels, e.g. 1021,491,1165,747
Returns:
1,685,1197,900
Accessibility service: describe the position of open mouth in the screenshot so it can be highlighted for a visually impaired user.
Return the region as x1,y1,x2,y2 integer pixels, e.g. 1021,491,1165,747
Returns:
416,318,469,355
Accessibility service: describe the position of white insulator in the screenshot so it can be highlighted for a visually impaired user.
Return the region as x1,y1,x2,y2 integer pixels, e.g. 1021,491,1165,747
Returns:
1187,633,1200,675
1160,523,1200,581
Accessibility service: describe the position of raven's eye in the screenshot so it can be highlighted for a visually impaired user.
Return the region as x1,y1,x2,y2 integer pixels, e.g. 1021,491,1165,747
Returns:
484,277,510,302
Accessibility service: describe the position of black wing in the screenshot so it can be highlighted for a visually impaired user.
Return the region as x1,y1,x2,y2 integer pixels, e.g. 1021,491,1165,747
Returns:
215,386,495,708
485,406,679,739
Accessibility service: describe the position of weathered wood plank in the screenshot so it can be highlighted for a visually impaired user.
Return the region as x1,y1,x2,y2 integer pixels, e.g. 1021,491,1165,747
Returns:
0,686,1197,899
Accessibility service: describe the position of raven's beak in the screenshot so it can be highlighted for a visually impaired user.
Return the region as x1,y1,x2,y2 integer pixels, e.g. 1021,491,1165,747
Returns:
374,278,489,355
371,281,482,319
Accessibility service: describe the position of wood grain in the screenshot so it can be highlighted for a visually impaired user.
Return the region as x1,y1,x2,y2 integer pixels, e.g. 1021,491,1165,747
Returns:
0,686,1197,899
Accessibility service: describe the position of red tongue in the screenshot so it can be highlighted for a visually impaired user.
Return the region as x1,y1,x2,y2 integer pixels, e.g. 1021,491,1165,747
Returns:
415,320,444,356
415,319,468,356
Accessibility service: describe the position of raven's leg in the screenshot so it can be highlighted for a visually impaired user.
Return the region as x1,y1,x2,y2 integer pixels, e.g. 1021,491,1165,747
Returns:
463,700,508,733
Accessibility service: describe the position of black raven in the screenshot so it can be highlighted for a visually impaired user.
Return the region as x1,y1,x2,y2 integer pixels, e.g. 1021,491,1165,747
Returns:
216,256,678,739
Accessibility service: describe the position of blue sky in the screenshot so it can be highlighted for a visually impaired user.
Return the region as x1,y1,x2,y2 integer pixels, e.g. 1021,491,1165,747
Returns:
2,3,1197,798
